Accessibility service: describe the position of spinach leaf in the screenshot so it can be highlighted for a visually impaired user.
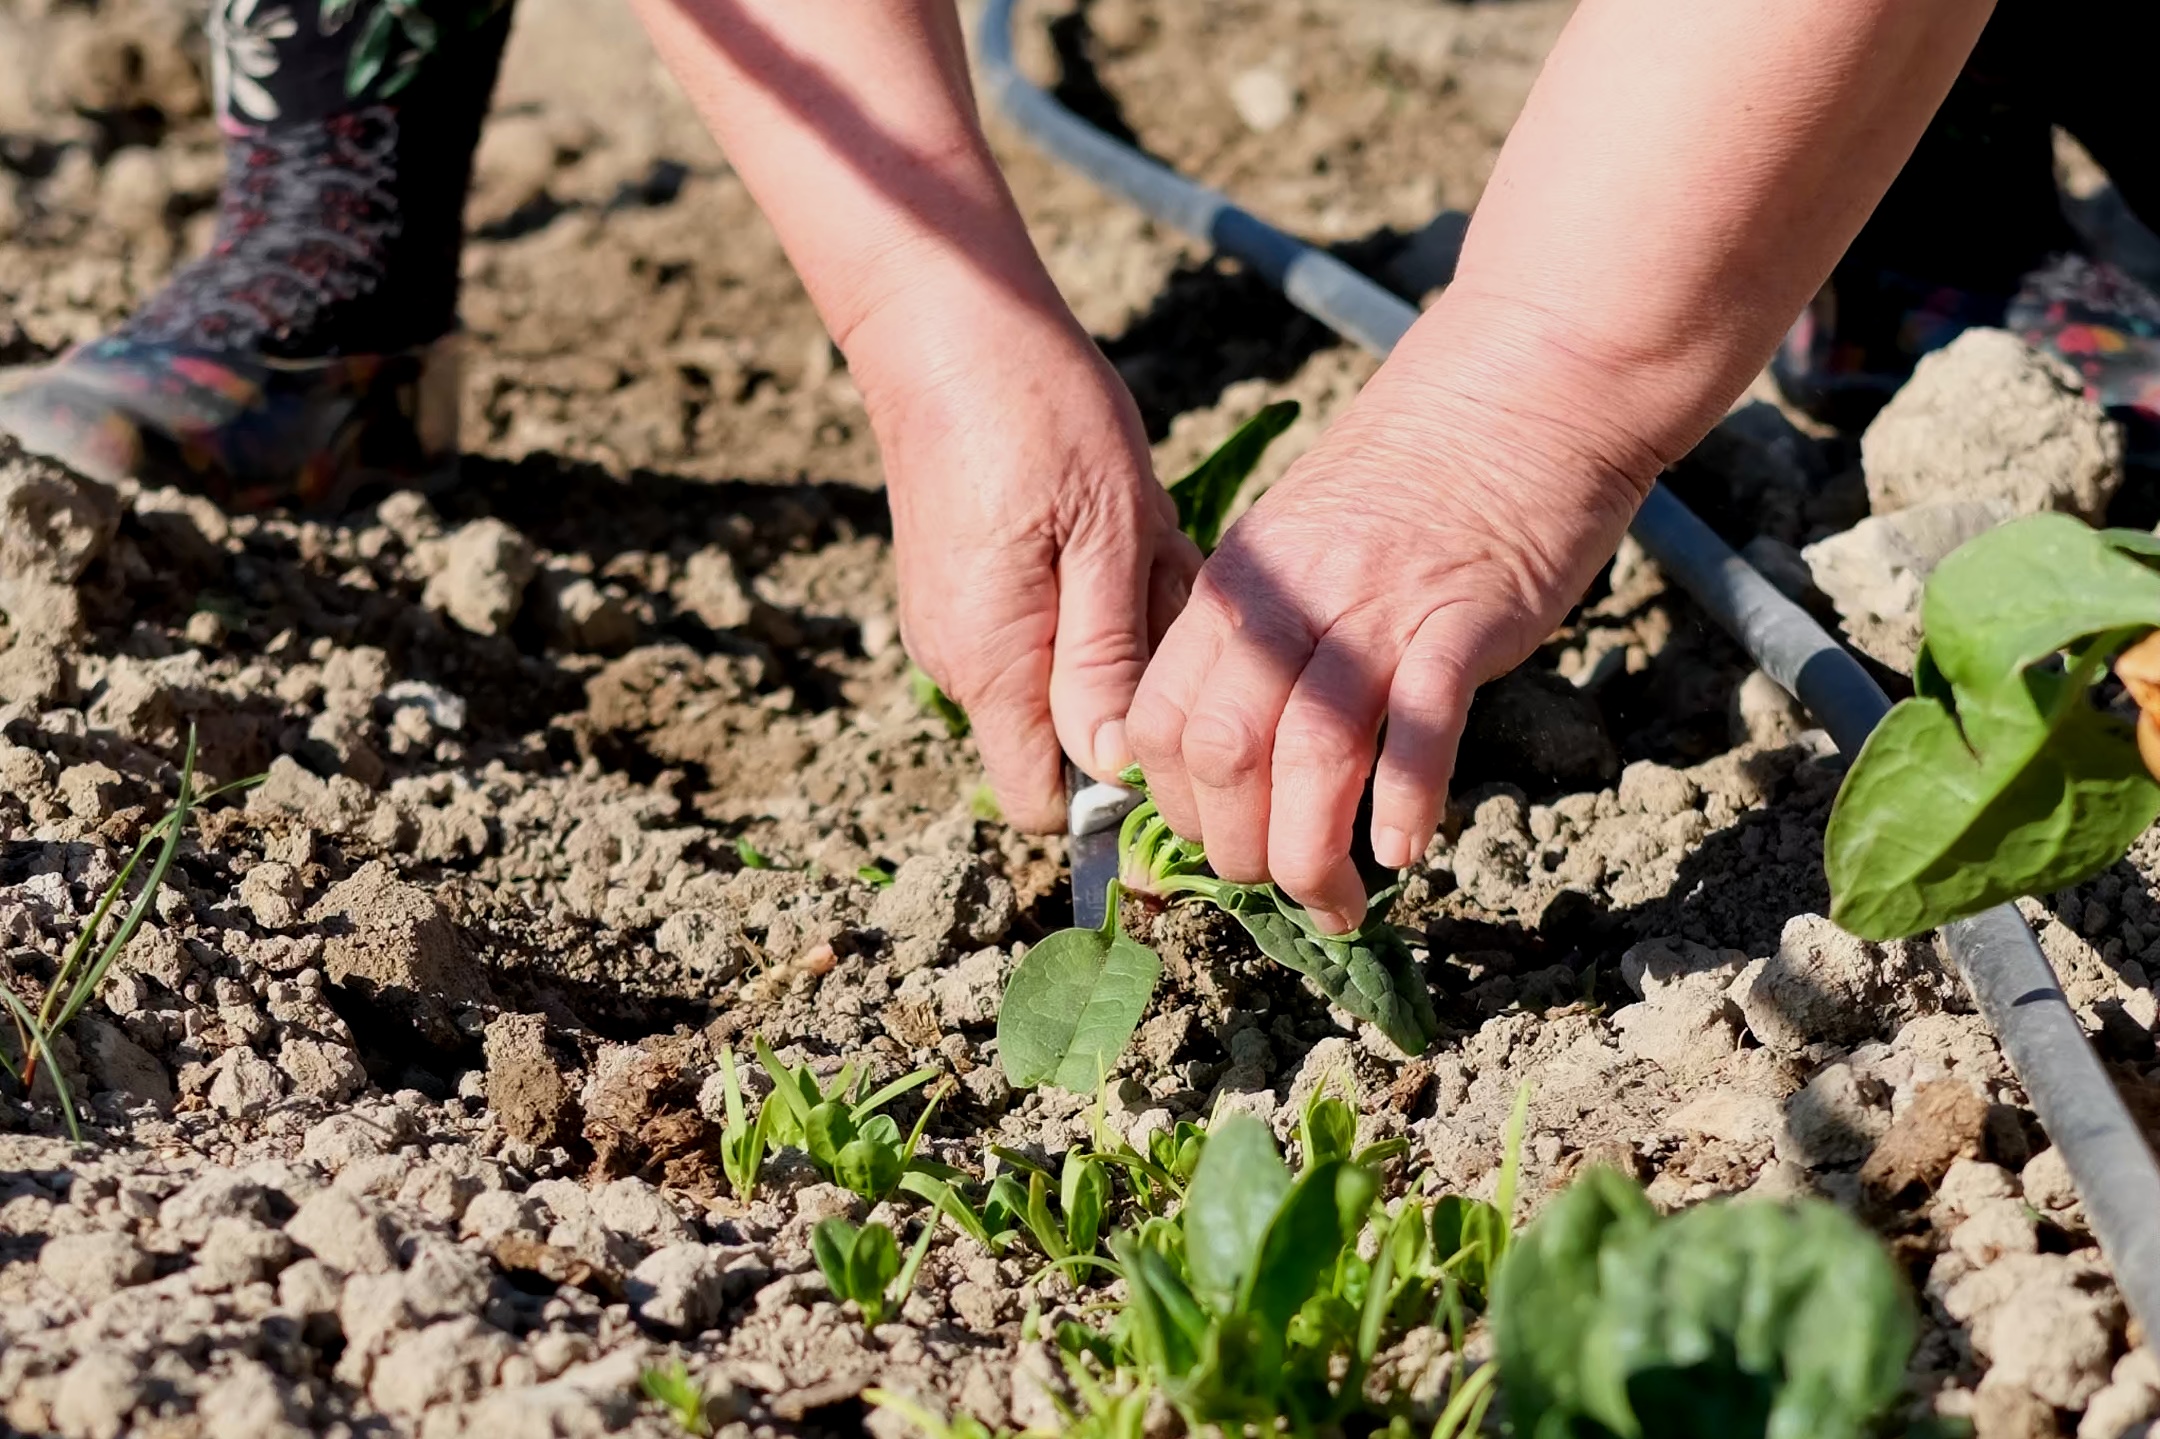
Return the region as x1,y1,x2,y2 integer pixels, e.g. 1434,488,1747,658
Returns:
1493,1169,1915,1439
996,897,1163,1091
1169,401,1300,553
1826,515,2160,939
1217,883,1438,1055
1183,1113,1293,1308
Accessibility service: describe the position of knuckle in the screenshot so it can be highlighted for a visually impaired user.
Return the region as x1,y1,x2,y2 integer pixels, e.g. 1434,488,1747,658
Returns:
1182,709,1270,788
1125,693,1184,765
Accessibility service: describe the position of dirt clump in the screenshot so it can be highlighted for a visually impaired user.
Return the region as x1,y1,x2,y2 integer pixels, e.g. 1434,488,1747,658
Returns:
1862,327,2124,523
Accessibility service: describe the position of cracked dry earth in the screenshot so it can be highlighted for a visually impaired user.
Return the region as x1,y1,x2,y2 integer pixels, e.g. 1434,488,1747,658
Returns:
5,1,2160,1437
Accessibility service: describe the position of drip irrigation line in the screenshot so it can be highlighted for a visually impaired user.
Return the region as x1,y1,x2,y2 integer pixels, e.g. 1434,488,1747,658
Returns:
979,0,2160,1338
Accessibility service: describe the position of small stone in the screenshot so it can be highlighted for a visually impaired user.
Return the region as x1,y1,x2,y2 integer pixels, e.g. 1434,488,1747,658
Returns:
590,1177,696,1248
460,1189,547,1242
1732,913,1938,1054
653,909,749,987
1948,1197,2041,1268
301,1112,401,1170
278,1036,366,1102
75,1015,173,1115
483,1012,577,1147
285,1189,400,1275
0,436,121,589
369,1316,515,1417
195,1360,307,1439
627,1242,731,1332
936,946,1014,1030
1801,499,2016,671
207,1045,287,1118
869,854,1017,952
1611,990,1741,1078
421,517,537,636
1228,66,1296,132
50,1349,142,1439
39,1231,152,1300
537,568,637,653
1783,1061,1892,1167
1935,1158,2021,1222
194,1217,295,1290
240,861,304,929
1860,1079,1992,1206
1862,327,2123,523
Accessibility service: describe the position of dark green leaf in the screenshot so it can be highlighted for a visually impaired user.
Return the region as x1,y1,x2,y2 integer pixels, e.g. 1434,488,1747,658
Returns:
1183,1114,1291,1309
1169,401,1299,552
1220,887,1436,1055
997,913,1162,1091
344,4,396,96
1827,516,2160,939
804,1102,857,1170
1242,1160,1376,1336
1493,1168,1914,1439
1063,1151,1109,1255
836,1136,902,1199
1300,1092,1357,1171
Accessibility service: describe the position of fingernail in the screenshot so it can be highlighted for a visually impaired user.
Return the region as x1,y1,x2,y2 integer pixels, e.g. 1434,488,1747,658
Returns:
1092,718,1132,774
1314,902,1365,936
1374,826,1412,869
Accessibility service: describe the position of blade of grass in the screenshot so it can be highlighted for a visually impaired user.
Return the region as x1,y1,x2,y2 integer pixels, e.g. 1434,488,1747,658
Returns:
52,731,202,1035
0,986,79,1142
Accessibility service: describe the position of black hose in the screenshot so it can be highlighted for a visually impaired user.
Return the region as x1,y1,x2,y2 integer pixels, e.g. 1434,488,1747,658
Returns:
979,0,2160,1337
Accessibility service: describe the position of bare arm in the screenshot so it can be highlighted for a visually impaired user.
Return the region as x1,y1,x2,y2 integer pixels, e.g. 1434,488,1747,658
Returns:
625,0,1199,830
1130,0,2000,929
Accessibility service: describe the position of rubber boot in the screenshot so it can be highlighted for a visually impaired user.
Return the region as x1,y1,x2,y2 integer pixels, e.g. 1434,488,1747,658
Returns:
0,0,514,510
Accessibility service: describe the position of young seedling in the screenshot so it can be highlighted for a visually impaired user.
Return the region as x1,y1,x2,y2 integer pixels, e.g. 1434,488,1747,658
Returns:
638,1357,712,1436
983,1147,1110,1263
999,768,1438,1096
1,729,257,1141
898,1169,1027,1253
713,1048,771,1203
754,1038,951,1200
911,667,971,739
1295,1079,1410,1173
1827,514,2160,938
857,863,896,888
812,1215,936,1329
865,1389,1012,1439
1169,400,1301,553
734,837,776,870
1492,1166,1916,1439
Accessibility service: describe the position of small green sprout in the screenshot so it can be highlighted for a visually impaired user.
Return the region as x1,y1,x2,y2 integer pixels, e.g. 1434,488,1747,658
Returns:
2,728,259,1141
734,837,775,870
754,1038,952,1200
714,1049,771,1203
857,863,896,888
812,1216,936,1329
911,667,971,738
865,1389,1010,1439
638,1357,712,1436
985,1147,1110,1263
898,1170,1026,1253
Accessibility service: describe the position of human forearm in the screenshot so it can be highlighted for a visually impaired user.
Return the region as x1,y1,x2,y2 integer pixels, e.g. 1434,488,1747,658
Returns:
624,0,1079,385
1381,0,1995,480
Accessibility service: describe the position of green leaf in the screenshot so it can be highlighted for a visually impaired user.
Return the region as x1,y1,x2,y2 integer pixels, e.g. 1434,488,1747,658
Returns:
997,907,1162,1092
1219,886,1436,1055
804,1102,857,1172
812,1217,862,1300
1826,515,2160,939
911,667,970,738
735,837,774,869
1299,1092,1357,1171
1241,1159,1377,1336
1493,1169,1915,1439
1169,401,1299,553
1062,1151,1109,1256
344,3,397,96
1183,1114,1292,1309
836,1136,903,1200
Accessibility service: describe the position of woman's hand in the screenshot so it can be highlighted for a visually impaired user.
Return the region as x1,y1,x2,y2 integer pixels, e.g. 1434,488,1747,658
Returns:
855,299,1198,832
1128,319,1656,934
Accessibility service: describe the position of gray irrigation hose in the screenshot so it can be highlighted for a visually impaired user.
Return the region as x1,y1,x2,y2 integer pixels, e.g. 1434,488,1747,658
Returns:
978,0,2160,1337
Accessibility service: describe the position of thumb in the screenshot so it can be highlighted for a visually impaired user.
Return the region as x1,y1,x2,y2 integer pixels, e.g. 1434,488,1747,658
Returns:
1049,507,1169,783
949,637,1067,834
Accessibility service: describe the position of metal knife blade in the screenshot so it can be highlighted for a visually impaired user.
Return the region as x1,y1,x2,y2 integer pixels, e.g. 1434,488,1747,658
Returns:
1067,760,1140,929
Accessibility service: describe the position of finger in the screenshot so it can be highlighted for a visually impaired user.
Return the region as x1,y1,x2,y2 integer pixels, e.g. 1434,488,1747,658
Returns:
1148,531,1202,650
948,623,1067,834
1370,607,1487,868
1049,508,1157,783
1182,620,1311,884
1269,625,1393,932
1127,600,1226,839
